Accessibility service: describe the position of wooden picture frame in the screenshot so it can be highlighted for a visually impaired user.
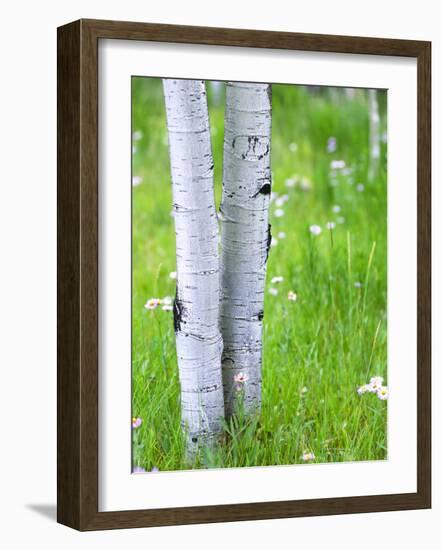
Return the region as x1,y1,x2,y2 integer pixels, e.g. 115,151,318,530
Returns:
57,18,431,530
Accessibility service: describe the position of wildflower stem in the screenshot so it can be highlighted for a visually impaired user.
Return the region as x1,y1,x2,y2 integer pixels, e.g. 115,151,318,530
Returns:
155,315,167,373
362,241,376,322
365,319,382,380
347,231,353,326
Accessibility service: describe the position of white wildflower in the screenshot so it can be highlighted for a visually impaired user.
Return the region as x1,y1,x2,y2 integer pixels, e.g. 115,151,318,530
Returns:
274,209,284,218
327,136,337,153
299,178,312,191
275,194,289,207
302,451,315,462
330,159,346,170
268,287,278,296
377,386,389,400
287,291,297,301
357,385,370,395
234,372,248,383
285,178,296,188
309,224,322,235
144,298,160,310
370,376,384,390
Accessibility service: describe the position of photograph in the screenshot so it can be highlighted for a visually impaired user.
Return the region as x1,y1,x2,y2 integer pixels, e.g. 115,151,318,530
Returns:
131,77,388,473
2,0,434,539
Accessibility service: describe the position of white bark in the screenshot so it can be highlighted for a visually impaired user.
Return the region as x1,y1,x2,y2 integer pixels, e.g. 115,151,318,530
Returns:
220,82,272,419
368,88,380,182
163,79,224,457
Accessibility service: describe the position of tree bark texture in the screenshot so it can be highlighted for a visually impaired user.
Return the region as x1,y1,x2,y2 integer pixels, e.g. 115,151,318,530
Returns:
220,82,272,419
163,79,224,457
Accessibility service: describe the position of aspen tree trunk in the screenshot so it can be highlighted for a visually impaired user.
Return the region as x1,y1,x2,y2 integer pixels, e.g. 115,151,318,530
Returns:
368,88,380,182
220,82,272,419
163,79,224,458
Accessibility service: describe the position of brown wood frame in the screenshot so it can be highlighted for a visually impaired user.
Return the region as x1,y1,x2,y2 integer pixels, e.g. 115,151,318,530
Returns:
57,18,431,531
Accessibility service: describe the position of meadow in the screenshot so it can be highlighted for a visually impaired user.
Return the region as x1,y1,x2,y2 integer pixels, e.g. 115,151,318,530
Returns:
131,78,388,472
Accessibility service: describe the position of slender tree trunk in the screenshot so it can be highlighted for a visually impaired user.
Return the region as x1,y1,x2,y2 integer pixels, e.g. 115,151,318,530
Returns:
220,82,272,419
368,88,380,182
163,79,224,458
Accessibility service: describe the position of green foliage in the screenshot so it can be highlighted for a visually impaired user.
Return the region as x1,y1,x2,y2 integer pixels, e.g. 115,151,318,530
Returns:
131,79,388,471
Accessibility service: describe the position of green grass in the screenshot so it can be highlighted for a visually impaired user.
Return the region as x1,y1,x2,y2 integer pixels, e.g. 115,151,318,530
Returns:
131,79,388,472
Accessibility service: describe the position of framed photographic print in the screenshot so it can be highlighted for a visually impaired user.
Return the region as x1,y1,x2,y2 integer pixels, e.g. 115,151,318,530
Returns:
57,19,431,530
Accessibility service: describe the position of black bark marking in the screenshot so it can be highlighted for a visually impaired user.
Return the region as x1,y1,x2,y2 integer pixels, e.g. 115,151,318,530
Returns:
173,290,185,333
266,85,272,104
266,223,272,262
200,384,220,393
252,181,271,198
232,135,270,161
257,310,264,321
259,183,271,195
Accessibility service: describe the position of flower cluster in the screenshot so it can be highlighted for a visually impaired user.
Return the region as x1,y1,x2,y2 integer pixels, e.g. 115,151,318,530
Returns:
357,376,388,400
306,203,348,238
267,276,297,303
144,296,173,311
283,175,312,191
